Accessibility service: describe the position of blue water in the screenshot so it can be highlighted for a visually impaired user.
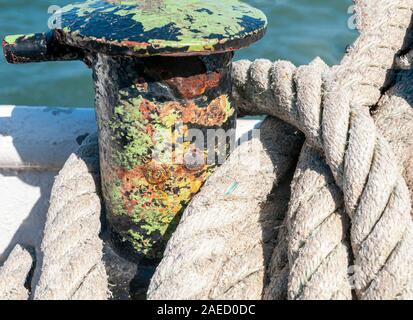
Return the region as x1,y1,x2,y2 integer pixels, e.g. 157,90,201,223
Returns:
0,0,357,107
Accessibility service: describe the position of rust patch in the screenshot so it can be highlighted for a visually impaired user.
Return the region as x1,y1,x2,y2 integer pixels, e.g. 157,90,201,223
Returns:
143,161,169,185
164,71,222,99
139,98,157,120
120,40,151,48
3,43,29,64
118,167,145,190
160,95,229,126
115,160,207,216
144,56,222,99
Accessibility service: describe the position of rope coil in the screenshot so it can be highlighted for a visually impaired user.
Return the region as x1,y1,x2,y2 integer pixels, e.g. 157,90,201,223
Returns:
1,0,413,300
230,0,413,300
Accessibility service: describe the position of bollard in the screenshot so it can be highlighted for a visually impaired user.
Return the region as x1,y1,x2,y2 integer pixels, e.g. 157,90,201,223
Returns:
3,0,267,262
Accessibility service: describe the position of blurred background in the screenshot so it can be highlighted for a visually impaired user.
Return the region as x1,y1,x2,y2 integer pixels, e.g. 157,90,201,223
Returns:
0,0,358,107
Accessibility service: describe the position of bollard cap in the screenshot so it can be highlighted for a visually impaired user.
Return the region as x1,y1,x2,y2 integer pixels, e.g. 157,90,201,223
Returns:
52,0,267,57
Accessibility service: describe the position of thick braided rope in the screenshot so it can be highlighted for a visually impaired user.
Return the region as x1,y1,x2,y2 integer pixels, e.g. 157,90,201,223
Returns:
33,134,108,300
374,69,413,204
0,245,32,300
262,59,353,300
234,60,413,300
234,61,413,300
287,143,352,300
286,61,352,299
232,0,413,299
262,216,289,300
325,71,413,300
325,0,413,297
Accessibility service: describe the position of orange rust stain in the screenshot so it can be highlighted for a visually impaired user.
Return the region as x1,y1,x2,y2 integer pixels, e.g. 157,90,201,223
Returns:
145,124,154,137
135,95,229,127
115,159,208,215
120,40,151,48
117,161,169,188
139,99,157,120
160,95,229,126
164,71,222,99
117,167,144,191
143,161,170,186
125,199,138,214
143,56,223,99
116,167,145,214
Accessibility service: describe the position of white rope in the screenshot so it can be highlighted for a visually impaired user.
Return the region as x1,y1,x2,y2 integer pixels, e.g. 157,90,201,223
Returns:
233,61,413,300
373,69,413,204
232,0,413,300
287,144,352,300
0,245,32,300
33,134,109,300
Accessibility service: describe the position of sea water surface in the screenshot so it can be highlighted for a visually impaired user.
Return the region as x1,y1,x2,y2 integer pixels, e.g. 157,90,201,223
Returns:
0,0,357,107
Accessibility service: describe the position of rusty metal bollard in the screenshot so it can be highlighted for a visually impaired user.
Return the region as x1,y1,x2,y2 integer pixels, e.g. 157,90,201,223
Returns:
3,0,267,262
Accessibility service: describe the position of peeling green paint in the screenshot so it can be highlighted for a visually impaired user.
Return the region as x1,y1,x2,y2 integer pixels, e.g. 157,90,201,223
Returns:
3,34,34,45
110,98,153,170
100,52,237,260
53,0,267,56
107,87,234,259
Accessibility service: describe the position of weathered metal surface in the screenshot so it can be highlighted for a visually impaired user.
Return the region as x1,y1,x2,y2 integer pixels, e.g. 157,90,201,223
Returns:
2,0,267,263
2,32,84,64
94,53,236,261
53,0,267,57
